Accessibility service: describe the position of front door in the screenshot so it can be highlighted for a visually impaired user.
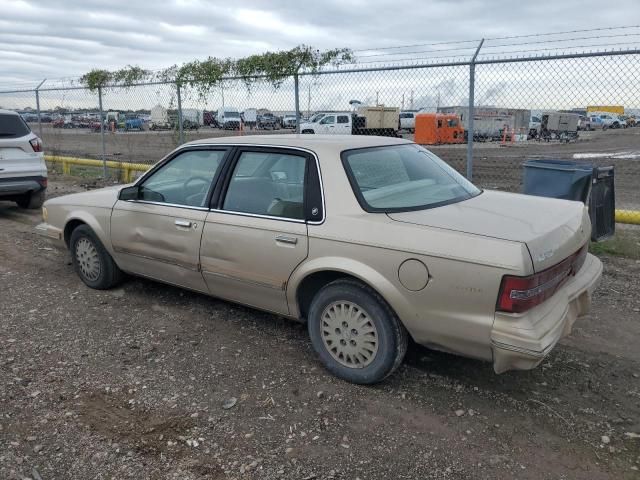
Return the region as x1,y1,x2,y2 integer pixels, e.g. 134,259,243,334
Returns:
200,148,316,315
110,148,228,292
317,114,336,134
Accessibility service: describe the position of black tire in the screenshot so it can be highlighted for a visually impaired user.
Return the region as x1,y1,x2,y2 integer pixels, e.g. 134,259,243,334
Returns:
69,225,123,289
307,279,408,384
16,189,45,209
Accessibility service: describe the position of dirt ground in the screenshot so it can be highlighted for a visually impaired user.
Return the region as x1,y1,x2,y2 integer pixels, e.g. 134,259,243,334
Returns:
41,124,640,210
1,175,640,480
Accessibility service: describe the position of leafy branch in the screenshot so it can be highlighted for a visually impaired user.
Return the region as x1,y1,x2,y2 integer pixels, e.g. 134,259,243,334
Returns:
80,65,152,91
79,45,354,96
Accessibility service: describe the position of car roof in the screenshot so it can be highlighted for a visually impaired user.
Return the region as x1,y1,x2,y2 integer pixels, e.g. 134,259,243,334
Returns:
186,134,412,152
0,109,21,116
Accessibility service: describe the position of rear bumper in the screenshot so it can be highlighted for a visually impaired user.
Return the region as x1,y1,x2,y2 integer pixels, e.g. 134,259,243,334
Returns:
0,176,46,196
491,253,603,373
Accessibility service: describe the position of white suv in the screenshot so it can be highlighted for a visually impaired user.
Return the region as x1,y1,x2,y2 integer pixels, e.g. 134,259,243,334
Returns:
0,109,47,208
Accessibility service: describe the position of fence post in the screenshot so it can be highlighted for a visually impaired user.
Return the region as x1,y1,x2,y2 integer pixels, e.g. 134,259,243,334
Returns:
294,73,301,134
35,79,45,140
98,86,107,179
466,39,484,181
176,82,184,144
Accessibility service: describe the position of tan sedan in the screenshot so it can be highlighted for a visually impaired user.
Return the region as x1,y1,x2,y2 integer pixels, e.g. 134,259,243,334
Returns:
36,135,602,383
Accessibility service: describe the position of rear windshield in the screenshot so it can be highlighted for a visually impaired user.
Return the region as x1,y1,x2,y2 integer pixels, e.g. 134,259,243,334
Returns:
0,113,31,138
342,144,481,212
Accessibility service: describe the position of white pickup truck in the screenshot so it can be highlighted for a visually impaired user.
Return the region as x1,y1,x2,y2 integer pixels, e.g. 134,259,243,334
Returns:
299,107,400,137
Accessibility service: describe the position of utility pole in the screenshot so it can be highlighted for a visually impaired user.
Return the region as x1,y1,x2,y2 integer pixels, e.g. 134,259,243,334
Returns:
401,93,405,110
409,90,414,110
376,91,379,106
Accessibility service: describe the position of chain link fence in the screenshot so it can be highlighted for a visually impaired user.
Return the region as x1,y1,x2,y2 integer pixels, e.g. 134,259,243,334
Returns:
1,48,639,223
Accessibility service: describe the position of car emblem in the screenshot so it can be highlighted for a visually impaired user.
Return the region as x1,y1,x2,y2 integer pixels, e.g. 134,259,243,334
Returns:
536,249,555,262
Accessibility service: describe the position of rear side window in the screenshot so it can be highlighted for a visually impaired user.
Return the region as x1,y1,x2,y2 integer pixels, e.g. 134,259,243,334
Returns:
223,151,307,220
0,113,31,139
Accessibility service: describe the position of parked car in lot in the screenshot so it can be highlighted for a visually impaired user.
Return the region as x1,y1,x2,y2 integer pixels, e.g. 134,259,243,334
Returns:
217,108,242,130
592,112,626,129
36,135,602,384
577,115,593,131
282,115,297,129
258,112,280,130
0,109,47,209
620,115,636,127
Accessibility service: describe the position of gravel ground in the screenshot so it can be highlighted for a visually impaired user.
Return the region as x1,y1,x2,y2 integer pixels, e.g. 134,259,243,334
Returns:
1,175,639,480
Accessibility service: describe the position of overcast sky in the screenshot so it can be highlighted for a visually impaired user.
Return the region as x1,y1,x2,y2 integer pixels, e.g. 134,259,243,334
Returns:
1,0,640,88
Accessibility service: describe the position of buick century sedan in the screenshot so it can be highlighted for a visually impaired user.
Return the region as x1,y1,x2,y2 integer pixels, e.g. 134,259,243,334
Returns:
36,135,602,383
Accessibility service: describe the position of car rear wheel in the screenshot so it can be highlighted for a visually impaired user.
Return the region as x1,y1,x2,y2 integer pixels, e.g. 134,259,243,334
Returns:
307,279,408,384
70,225,123,289
16,190,45,209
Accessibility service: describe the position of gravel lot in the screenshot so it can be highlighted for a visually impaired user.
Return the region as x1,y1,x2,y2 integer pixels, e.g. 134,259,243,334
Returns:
1,175,639,480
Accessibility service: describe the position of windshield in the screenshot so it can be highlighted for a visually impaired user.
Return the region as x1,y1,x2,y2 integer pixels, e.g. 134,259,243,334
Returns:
225,112,240,118
309,113,326,123
342,144,481,212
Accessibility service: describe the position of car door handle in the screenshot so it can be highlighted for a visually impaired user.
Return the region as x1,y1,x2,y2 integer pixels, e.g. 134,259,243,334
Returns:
174,219,192,228
275,235,298,245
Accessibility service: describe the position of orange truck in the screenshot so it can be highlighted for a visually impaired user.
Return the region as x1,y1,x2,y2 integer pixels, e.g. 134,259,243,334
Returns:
414,113,465,145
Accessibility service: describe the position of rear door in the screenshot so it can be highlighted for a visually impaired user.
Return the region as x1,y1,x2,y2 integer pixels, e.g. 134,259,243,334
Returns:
0,113,44,180
336,114,352,134
200,147,321,315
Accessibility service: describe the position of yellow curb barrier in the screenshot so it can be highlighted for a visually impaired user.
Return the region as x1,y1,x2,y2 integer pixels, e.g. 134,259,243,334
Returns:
45,155,149,183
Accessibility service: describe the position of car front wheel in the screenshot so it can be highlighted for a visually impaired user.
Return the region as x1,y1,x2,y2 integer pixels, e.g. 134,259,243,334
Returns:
307,279,408,384
70,225,123,289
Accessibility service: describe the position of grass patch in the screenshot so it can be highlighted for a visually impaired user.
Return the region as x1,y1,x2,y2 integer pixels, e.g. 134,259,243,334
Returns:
590,229,640,259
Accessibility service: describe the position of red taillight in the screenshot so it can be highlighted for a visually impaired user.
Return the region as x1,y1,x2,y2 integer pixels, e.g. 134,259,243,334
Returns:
38,178,48,188
497,245,588,313
30,137,43,152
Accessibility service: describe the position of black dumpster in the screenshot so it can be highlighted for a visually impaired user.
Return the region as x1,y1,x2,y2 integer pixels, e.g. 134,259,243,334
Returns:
523,159,615,241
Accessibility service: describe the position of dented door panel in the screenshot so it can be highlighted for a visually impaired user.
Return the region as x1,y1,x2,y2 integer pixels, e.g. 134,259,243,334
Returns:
110,200,209,292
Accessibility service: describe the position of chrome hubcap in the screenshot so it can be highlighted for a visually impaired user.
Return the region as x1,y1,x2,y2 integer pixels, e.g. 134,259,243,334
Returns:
75,238,101,281
320,301,378,368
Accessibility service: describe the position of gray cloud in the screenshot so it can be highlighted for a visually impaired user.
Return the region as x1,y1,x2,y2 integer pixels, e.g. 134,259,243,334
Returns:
0,0,639,89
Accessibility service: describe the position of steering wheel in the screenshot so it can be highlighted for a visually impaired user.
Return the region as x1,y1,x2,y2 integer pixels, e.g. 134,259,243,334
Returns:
183,176,210,194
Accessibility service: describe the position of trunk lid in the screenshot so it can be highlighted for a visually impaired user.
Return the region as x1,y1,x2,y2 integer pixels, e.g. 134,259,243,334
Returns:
388,190,591,272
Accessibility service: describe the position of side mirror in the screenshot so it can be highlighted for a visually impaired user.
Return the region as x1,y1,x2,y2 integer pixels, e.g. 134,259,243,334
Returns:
119,185,140,201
